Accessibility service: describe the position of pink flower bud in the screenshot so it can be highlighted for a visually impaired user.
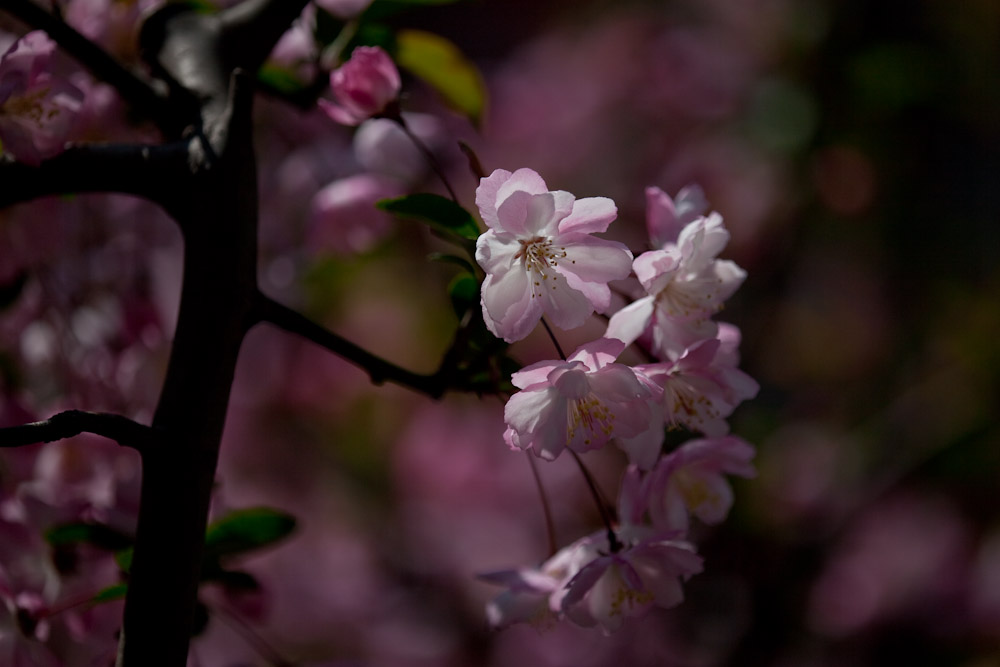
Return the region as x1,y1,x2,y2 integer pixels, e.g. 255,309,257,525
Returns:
318,46,401,126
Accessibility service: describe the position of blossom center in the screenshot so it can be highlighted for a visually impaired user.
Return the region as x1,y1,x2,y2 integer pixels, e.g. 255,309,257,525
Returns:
514,236,567,278
567,395,616,447
1,87,56,126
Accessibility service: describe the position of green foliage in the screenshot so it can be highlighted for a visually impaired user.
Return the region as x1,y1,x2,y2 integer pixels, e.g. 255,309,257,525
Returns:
203,507,297,561
447,273,479,317
93,583,128,603
378,194,481,254
395,30,487,124
46,522,133,552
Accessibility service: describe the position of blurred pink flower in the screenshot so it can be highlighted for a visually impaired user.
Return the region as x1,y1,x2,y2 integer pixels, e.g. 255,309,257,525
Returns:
307,173,401,255
0,31,84,165
353,112,442,185
503,338,657,461
644,436,756,534
476,168,632,342
318,46,401,126
314,0,374,19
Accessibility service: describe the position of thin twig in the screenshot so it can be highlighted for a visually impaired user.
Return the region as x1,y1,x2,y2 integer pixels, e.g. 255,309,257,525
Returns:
526,452,558,558
540,316,567,361
252,292,446,397
0,410,156,451
393,115,459,202
570,450,621,553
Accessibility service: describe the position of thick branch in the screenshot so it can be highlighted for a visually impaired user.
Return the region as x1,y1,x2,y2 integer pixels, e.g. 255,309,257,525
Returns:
0,142,190,209
0,410,155,450
1,0,171,129
219,0,313,73
253,293,447,398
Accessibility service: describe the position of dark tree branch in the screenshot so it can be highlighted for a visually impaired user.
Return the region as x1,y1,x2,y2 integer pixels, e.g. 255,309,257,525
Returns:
0,410,156,451
252,292,447,398
1,0,172,130
0,142,190,208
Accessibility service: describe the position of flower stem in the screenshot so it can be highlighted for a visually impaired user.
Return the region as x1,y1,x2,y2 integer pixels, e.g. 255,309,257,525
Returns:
540,317,567,361
393,115,459,202
526,452,558,557
569,450,621,553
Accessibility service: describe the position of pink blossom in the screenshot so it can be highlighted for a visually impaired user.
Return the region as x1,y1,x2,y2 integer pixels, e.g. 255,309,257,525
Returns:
307,173,402,255
503,338,658,461
476,168,633,342
606,203,745,360
560,536,703,633
0,31,84,165
318,46,401,126
645,436,756,534
636,325,759,437
645,184,708,249
478,536,602,629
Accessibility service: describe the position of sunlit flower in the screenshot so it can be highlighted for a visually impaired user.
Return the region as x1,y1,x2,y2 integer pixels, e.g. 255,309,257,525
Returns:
476,168,633,342
606,194,744,359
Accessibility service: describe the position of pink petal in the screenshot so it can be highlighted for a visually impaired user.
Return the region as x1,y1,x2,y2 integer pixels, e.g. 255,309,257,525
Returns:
558,196,618,234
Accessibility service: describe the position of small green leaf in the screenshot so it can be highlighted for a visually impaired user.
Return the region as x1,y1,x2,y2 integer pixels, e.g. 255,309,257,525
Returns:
203,507,297,560
115,548,133,574
378,193,480,241
46,522,133,552
93,583,128,604
448,273,479,317
395,30,487,124
257,64,307,95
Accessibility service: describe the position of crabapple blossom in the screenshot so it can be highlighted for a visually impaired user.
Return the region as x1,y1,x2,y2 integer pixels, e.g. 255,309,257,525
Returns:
636,325,759,437
318,46,401,126
645,436,756,534
480,466,702,633
503,338,658,461
645,184,708,249
0,31,84,165
476,168,633,342
606,202,745,360
560,535,703,633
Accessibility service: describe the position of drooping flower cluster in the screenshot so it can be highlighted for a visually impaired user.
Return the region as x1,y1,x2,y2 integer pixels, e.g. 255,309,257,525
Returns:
477,174,759,631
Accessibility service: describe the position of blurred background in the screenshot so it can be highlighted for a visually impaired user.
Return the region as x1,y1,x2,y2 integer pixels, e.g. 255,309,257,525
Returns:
1,0,999,665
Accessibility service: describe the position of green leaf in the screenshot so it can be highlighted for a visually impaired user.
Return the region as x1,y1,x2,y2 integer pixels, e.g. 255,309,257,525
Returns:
46,522,133,552
448,273,479,317
203,507,297,560
115,548,133,574
378,194,481,256
93,583,128,604
395,30,487,124
378,193,480,241
257,64,307,95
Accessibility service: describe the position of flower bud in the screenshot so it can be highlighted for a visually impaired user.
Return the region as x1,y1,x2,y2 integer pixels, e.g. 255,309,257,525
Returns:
318,46,401,126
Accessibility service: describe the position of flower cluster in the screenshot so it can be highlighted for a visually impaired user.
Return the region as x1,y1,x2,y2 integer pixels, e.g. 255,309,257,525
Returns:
477,172,758,630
